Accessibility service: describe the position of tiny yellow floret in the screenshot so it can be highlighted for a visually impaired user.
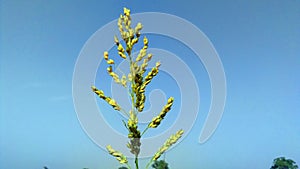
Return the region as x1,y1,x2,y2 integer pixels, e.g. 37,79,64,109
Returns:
124,8,130,16
104,51,109,60
107,59,115,64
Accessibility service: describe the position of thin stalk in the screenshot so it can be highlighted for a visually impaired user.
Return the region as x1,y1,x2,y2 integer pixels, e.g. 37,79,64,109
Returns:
141,126,149,136
120,108,130,117
135,155,139,169
145,159,153,169
129,55,136,112
126,163,132,169
129,54,140,169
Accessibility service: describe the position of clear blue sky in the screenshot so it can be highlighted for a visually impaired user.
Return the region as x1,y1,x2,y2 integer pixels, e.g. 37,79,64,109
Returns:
1,0,299,169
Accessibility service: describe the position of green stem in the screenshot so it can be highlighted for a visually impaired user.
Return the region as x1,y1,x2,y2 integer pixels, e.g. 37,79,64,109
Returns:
120,108,130,117
129,56,136,113
145,159,153,169
135,156,139,169
141,126,149,136
126,163,132,169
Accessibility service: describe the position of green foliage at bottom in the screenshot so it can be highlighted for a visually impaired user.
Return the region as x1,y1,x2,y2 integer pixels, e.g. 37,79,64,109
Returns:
152,160,169,169
271,157,298,169
118,160,169,169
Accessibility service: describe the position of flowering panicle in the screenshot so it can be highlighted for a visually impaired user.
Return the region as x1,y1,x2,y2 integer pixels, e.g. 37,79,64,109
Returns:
91,7,185,168
117,7,143,57
148,97,174,128
91,86,121,111
133,72,144,112
152,129,184,161
103,51,115,64
115,8,161,114
103,51,127,87
136,36,149,62
140,53,153,75
106,145,128,164
134,62,161,112
143,61,161,86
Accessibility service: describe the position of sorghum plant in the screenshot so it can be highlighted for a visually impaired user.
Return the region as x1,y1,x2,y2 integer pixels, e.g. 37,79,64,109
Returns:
91,8,184,169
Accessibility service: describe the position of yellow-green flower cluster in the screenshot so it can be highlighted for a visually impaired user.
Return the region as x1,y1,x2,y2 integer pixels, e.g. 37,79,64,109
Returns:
143,61,161,87
140,53,153,74
152,129,184,161
91,86,121,111
103,51,127,87
148,97,174,128
133,61,161,112
115,8,161,113
118,7,143,56
136,36,149,62
127,110,140,138
106,145,128,164
114,35,127,59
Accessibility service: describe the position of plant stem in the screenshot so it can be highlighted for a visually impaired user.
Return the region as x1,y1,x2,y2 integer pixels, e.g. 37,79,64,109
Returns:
126,163,132,169
129,56,136,113
141,126,149,136
135,155,139,169
145,159,153,169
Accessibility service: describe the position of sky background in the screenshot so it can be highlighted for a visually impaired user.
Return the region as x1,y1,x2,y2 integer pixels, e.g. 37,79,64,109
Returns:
1,0,300,169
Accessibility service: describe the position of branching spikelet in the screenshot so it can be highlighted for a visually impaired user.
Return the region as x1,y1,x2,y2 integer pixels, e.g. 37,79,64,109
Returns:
106,145,128,164
133,73,144,112
91,86,121,111
129,29,134,39
136,36,149,62
118,8,132,45
135,93,145,112
113,36,127,59
118,44,125,53
140,53,153,75
103,51,115,64
144,61,160,84
133,61,161,112
119,52,127,59
123,8,131,30
116,7,145,58
103,53,121,83
106,66,127,86
109,71,121,84
117,43,127,60
152,129,184,161
131,37,139,46
148,97,174,128
118,15,124,34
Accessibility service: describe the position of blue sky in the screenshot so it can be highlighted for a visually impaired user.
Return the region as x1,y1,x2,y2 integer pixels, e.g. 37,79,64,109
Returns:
1,0,299,169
